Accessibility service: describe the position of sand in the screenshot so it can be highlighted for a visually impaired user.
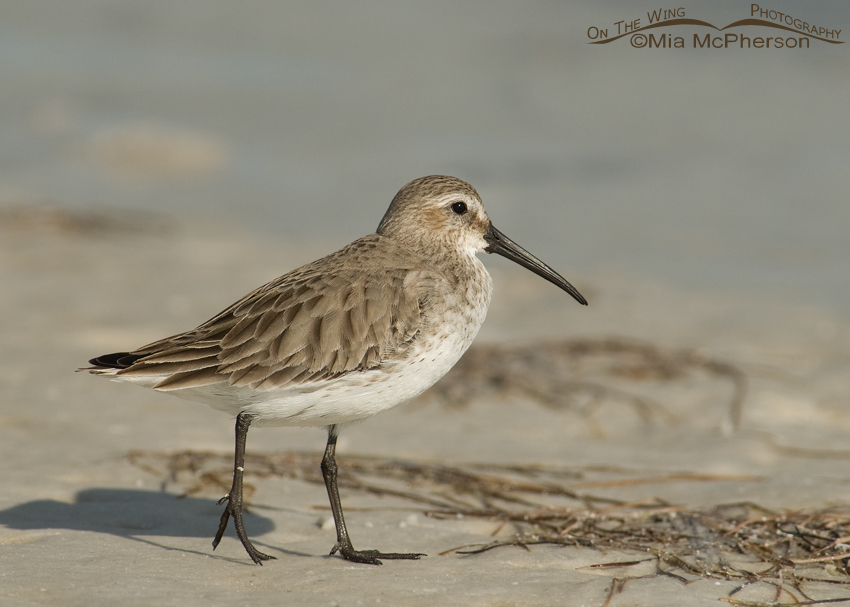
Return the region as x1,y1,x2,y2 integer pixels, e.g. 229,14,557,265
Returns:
1,216,849,606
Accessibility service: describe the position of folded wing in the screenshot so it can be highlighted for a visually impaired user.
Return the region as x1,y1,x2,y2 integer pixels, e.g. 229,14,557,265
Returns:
104,241,422,392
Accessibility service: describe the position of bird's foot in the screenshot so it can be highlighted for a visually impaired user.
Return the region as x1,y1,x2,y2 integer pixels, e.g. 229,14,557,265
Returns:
213,494,276,564
330,542,425,565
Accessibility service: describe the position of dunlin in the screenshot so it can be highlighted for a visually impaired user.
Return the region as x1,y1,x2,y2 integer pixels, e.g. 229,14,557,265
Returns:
84,175,586,565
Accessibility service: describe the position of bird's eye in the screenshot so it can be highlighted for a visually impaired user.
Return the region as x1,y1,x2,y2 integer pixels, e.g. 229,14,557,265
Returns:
451,201,467,215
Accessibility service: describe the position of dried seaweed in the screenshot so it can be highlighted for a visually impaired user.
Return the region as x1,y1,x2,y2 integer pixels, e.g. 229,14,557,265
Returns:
427,338,747,431
129,450,850,606
122,339,846,605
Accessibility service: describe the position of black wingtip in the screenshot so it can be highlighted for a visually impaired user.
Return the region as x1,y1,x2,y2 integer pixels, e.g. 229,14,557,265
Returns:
88,352,145,369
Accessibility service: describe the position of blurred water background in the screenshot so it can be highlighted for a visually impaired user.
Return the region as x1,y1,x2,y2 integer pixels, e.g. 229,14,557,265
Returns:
1,0,848,310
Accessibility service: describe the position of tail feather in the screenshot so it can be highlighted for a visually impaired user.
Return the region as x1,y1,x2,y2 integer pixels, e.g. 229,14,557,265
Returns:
88,352,147,369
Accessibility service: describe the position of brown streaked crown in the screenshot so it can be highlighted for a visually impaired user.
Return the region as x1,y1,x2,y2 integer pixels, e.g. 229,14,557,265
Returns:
377,175,482,235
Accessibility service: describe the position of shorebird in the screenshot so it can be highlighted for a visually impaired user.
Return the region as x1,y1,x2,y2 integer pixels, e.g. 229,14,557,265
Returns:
84,175,586,565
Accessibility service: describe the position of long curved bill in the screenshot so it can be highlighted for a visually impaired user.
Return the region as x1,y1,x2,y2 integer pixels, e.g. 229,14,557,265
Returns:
483,223,587,306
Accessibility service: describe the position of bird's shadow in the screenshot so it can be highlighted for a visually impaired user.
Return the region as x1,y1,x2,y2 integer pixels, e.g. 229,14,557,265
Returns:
0,488,310,561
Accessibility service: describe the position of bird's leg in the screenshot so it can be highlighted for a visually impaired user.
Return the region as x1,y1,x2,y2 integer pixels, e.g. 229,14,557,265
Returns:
321,426,425,565
212,412,275,564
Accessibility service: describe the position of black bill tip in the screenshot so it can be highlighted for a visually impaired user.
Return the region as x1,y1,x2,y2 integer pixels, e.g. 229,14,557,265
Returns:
483,223,587,306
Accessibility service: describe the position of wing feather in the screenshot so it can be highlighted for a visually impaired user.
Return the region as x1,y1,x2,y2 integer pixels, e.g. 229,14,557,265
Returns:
217,350,269,374
154,366,223,390
220,314,262,349
114,235,424,392
135,345,220,364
